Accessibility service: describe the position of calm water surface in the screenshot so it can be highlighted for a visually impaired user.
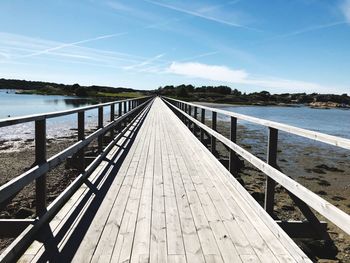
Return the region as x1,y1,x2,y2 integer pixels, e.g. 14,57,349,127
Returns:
0,90,101,140
212,104,350,139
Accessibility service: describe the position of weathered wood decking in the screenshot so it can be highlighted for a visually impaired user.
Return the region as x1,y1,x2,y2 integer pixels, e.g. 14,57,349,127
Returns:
18,98,310,262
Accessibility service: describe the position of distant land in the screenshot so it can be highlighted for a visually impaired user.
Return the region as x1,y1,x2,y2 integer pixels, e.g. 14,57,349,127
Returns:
0,78,149,99
157,84,350,109
1,78,349,109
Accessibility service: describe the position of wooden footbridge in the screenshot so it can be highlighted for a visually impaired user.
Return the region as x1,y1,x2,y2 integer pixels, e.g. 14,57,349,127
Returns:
0,97,350,262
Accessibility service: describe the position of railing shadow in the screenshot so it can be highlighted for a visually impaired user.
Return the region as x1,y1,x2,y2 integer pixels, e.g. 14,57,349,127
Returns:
32,108,149,262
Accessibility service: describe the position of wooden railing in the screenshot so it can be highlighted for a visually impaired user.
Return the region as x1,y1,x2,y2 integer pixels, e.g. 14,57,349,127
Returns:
0,96,153,236
163,97,350,239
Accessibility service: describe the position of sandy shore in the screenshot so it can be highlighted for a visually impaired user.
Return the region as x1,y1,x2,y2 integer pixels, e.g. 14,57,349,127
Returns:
0,123,349,261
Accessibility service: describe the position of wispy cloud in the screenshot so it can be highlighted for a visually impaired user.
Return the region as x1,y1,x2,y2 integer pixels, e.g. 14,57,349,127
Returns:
261,21,347,43
21,33,127,58
123,53,165,70
144,0,259,31
167,62,340,93
341,0,350,23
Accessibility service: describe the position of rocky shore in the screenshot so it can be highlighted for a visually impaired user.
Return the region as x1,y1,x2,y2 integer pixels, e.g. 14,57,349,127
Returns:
309,101,350,109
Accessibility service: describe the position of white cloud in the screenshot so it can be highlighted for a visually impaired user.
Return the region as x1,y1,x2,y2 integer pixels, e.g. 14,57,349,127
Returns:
168,62,247,82
341,0,350,23
168,62,339,93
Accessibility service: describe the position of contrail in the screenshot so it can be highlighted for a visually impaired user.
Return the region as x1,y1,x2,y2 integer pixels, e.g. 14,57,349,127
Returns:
21,32,127,58
144,0,261,32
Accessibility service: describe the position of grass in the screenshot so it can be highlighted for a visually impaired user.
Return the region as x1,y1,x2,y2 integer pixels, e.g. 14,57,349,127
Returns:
96,91,144,98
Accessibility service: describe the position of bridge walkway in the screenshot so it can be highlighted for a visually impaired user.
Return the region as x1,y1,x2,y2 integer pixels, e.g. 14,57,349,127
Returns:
19,97,310,262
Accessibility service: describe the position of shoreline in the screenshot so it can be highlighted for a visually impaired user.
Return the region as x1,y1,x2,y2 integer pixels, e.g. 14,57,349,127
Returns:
193,100,350,110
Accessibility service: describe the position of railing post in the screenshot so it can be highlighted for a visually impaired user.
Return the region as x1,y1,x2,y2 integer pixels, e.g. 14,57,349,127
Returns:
200,109,205,142
193,106,198,135
211,111,217,154
118,102,122,117
110,104,115,139
98,107,103,153
35,119,47,216
264,127,278,215
77,111,85,172
123,101,127,127
229,117,238,176
184,104,188,125
188,105,192,129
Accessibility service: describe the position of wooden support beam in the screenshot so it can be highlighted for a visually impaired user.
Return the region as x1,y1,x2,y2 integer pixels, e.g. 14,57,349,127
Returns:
35,119,47,216
98,107,103,153
188,105,192,129
229,117,238,176
193,106,198,135
264,127,278,216
118,102,122,117
0,219,35,238
77,111,85,172
110,104,115,139
211,111,217,154
200,108,205,143
276,220,328,239
287,191,332,242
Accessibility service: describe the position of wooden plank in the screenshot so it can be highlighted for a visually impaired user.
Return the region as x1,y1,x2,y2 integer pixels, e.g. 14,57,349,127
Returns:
161,115,223,262
129,107,156,263
160,112,204,262
150,108,167,263
178,131,308,261
161,99,306,260
72,109,153,262
164,99,350,237
167,128,242,263
109,105,156,263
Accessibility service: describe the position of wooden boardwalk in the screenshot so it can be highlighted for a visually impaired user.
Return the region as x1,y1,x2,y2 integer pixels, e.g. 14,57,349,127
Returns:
19,98,310,262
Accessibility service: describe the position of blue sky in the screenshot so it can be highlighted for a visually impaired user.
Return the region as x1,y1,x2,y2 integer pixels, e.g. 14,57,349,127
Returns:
0,0,350,93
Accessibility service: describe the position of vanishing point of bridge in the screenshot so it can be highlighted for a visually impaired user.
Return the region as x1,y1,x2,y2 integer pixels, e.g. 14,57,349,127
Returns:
0,97,349,262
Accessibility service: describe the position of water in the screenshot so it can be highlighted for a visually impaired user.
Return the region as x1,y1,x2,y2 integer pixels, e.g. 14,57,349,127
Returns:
212,104,350,140
0,89,94,118
0,90,103,140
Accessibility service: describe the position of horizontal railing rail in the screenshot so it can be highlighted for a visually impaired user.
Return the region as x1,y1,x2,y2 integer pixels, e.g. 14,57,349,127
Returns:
164,97,350,150
163,97,350,237
0,97,149,127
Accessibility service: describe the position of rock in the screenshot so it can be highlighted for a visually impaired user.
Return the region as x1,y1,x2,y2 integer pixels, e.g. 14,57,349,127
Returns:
312,168,326,174
331,196,346,201
0,211,11,219
316,190,327,196
318,179,331,186
15,207,34,219
281,205,295,211
315,164,344,173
